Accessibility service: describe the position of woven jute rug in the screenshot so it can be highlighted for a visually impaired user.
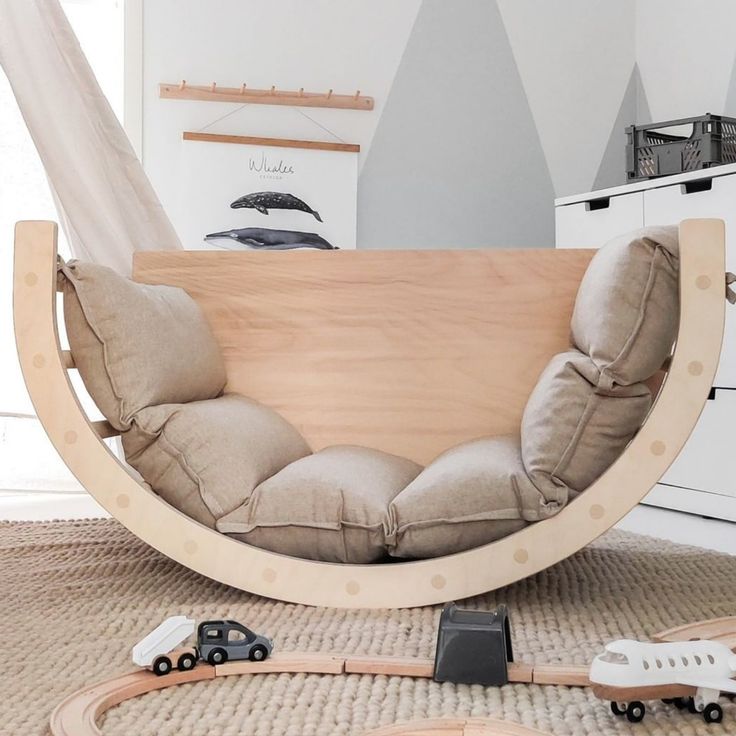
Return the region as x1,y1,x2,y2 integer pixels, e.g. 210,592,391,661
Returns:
1,518,734,736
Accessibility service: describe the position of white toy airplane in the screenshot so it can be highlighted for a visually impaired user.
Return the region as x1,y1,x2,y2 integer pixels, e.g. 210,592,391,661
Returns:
589,638,736,724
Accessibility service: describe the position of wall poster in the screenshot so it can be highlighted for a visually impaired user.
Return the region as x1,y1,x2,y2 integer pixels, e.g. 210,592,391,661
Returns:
179,137,358,250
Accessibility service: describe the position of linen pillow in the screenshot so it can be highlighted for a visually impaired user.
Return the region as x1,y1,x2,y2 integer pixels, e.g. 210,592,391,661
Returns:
61,260,226,430
388,436,531,559
217,445,422,563
122,394,311,527
521,350,652,500
571,225,679,387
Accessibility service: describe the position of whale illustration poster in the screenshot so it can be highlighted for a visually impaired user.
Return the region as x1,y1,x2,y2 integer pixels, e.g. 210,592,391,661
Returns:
178,138,358,249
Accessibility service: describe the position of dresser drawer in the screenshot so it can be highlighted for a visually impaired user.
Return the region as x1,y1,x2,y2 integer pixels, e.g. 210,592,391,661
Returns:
660,389,736,498
555,191,644,249
644,174,736,387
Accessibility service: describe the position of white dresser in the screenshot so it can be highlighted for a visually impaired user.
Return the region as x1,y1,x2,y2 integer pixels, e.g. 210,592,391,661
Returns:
555,164,736,522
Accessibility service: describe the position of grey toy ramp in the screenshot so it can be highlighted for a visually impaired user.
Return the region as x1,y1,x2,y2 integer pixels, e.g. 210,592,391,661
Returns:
14,219,726,609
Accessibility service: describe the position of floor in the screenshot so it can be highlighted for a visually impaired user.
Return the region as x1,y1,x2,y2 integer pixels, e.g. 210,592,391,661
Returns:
1,490,735,555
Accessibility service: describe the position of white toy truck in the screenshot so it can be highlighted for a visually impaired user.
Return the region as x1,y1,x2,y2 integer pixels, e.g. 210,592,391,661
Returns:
132,615,199,676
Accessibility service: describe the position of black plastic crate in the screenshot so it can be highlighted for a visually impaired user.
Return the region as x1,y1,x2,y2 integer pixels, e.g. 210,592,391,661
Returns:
626,114,736,181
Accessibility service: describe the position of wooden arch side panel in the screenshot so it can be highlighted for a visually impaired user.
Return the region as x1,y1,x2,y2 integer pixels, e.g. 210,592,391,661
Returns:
13,220,726,609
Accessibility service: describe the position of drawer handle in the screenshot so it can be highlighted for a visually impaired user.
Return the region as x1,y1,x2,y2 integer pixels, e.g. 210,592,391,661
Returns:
585,197,610,211
682,178,713,194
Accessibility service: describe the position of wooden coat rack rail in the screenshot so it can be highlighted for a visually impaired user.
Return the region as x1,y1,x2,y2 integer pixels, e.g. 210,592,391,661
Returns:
160,81,374,111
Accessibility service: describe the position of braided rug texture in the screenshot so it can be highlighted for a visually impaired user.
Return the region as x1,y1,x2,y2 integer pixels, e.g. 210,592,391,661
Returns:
0,518,734,736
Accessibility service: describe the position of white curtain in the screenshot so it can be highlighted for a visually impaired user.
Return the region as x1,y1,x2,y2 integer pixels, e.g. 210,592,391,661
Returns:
0,0,181,275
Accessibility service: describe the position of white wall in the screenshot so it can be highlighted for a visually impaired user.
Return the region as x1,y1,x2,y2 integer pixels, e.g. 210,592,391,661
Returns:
636,0,736,122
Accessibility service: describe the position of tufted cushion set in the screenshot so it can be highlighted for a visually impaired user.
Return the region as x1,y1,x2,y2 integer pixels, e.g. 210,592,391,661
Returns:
60,226,679,563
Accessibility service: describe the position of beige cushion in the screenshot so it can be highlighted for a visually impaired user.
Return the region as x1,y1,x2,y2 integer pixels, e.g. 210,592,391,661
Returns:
61,260,226,430
122,394,310,527
571,225,679,387
388,437,530,559
217,445,422,563
521,350,652,500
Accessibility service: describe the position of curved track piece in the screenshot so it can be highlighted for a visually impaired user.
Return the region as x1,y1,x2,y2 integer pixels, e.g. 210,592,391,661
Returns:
14,220,726,608
366,718,553,735
50,652,586,736
653,616,736,650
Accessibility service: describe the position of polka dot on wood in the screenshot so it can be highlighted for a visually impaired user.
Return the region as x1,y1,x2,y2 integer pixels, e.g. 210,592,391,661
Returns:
430,574,446,590
32,353,46,369
688,360,704,376
696,275,712,290
64,430,78,444
346,580,360,596
513,548,529,564
183,539,198,555
650,440,666,456
262,568,277,583
115,494,130,509
589,504,605,520
24,272,38,287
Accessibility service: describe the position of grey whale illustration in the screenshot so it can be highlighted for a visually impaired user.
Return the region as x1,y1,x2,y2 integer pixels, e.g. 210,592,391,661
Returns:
231,191,323,222
205,227,337,250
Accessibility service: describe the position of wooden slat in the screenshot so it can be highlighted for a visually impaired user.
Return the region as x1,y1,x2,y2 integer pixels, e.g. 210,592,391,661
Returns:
133,248,594,465
508,662,535,683
531,664,591,687
345,655,434,678
216,652,344,677
653,616,736,650
61,350,75,369
160,82,374,111
183,131,359,153
91,420,119,439
591,682,695,701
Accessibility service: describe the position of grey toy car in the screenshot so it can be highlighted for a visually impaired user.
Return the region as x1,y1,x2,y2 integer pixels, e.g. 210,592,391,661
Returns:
197,619,274,665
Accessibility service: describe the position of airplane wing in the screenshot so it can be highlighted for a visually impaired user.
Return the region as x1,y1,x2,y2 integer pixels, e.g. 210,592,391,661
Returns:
676,677,736,695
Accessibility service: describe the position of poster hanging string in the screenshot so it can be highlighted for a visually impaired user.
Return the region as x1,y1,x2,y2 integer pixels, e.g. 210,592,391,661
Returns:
195,102,347,144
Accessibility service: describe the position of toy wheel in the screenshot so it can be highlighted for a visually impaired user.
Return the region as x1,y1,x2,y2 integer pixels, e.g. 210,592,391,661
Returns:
152,656,172,676
610,702,627,716
177,652,197,671
674,697,689,710
207,648,228,666
703,703,723,724
626,701,645,723
249,644,268,662
688,697,699,714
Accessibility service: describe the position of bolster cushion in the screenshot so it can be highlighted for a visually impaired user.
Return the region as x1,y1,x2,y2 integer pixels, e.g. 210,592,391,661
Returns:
571,225,679,387
122,394,311,527
388,436,530,559
217,445,422,563
61,260,226,430
521,350,652,500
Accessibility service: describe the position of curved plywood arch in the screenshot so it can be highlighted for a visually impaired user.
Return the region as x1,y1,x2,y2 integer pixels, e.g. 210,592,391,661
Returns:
13,219,726,609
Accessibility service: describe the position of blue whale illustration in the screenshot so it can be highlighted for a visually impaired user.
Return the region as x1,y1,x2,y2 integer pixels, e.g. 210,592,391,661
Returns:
205,227,337,250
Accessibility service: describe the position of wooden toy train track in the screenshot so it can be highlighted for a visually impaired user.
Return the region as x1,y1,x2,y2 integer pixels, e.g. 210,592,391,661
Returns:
50,652,588,736
50,616,736,736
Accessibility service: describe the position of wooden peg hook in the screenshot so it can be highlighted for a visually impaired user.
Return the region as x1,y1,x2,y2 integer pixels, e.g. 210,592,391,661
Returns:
326,89,333,99
270,85,276,95
210,82,217,93
354,90,361,100
179,80,186,91
240,83,247,94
